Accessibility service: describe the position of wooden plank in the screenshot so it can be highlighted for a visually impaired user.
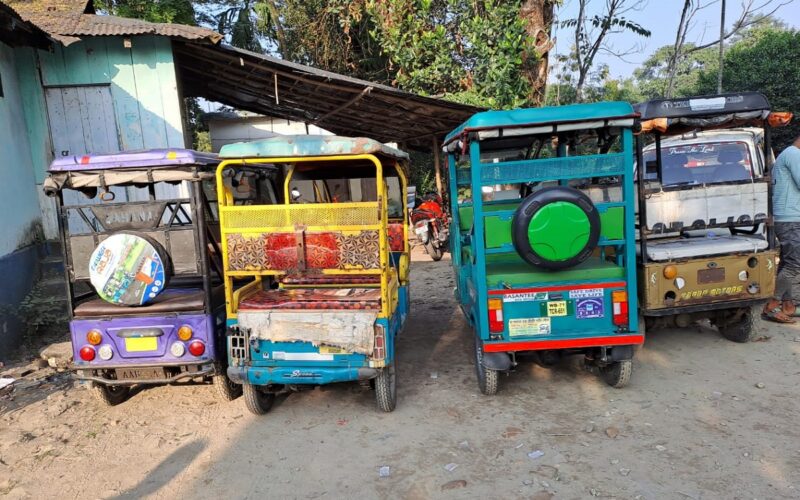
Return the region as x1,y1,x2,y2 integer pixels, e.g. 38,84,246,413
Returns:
85,38,112,84
104,38,144,150
152,37,186,148
61,42,92,85
14,48,53,183
129,36,167,149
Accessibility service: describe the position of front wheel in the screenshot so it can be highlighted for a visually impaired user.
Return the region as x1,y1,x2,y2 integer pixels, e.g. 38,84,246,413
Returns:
91,383,130,406
425,241,444,261
213,372,242,402
474,338,499,395
374,363,397,412
599,360,632,388
718,305,758,343
243,383,275,415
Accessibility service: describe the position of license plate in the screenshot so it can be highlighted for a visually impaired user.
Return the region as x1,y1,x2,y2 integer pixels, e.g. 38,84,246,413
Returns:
115,367,165,380
547,301,568,316
509,318,551,336
697,268,725,284
125,337,158,352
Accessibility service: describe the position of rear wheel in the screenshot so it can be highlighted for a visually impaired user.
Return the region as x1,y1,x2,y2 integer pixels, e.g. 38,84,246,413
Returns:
374,363,397,412
425,242,444,261
91,383,130,406
474,338,499,395
242,383,275,415
599,360,632,388
719,305,758,343
213,372,242,401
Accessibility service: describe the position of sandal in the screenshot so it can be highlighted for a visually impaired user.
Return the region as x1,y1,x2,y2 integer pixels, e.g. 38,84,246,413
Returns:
762,307,797,324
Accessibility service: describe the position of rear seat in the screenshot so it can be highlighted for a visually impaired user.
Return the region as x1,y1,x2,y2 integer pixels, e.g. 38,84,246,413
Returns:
280,274,380,286
239,288,381,311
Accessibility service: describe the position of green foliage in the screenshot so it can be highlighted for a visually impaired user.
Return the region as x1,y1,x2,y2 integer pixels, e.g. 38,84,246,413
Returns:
695,28,800,150
633,44,718,100
95,0,200,24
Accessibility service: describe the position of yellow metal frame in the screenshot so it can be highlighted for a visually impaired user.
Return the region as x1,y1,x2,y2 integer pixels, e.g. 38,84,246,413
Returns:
216,155,409,320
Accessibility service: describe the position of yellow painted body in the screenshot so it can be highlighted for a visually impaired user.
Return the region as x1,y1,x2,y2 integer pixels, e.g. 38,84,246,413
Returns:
216,154,409,321
639,251,777,311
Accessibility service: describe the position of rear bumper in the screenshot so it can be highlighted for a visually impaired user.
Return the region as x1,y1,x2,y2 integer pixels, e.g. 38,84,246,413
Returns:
228,365,378,386
643,298,766,317
73,361,216,386
483,334,644,353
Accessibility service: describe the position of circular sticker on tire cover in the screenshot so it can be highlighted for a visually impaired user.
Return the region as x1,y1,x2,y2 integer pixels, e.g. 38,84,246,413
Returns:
88,233,168,306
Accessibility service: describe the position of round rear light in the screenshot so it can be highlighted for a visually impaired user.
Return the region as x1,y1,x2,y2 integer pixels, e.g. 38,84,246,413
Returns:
188,340,205,357
79,346,96,361
177,325,193,341
663,265,678,279
86,330,102,345
98,345,113,360
170,341,186,357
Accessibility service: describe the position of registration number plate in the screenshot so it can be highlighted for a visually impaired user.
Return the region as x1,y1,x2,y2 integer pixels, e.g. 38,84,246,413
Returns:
547,301,568,317
125,337,158,352
115,367,165,380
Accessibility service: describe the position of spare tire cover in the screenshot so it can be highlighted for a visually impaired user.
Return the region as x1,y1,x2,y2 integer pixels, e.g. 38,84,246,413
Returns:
88,233,171,306
511,186,600,270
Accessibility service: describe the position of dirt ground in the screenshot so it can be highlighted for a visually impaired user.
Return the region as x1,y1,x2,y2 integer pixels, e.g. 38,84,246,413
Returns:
2,250,800,499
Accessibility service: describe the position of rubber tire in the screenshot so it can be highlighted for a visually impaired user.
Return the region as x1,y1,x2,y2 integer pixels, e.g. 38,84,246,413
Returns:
374,363,397,412
511,186,601,270
425,242,444,261
719,305,758,343
242,383,275,415
91,383,130,406
599,360,632,388
213,373,242,402
474,338,499,395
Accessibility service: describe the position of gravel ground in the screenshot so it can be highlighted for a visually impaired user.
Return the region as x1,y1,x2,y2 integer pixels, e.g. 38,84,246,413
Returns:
1,250,799,499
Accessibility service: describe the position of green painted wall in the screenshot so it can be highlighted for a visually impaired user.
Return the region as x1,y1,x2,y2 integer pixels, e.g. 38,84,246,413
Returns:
0,42,43,256
14,48,51,185
34,35,186,179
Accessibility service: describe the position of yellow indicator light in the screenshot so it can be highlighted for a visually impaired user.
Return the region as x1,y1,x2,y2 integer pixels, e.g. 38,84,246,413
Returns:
86,330,102,345
488,298,503,310
663,265,678,279
177,325,193,341
612,290,628,303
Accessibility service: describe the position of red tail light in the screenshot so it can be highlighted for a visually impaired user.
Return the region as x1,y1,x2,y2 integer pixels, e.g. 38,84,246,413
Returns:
488,298,504,333
79,346,96,361
612,290,629,327
188,340,206,357
373,324,386,360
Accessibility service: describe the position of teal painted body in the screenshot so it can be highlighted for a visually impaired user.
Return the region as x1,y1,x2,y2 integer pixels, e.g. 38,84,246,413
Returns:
227,286,409,386
447,102,642,355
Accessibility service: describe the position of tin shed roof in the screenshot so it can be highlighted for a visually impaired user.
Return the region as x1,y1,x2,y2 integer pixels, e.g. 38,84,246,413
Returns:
0,2,52,48
5,0,221,44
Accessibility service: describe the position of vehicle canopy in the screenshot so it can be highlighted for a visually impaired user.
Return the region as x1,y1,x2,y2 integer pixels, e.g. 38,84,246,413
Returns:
219,134,409,163
44,149,218,196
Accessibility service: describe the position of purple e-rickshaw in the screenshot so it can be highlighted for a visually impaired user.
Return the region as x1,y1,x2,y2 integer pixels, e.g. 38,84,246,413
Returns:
44,149,241,405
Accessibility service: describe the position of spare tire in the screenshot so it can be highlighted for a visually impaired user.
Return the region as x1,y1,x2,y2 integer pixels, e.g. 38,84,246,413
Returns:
88,233,172,306
511,186,600,270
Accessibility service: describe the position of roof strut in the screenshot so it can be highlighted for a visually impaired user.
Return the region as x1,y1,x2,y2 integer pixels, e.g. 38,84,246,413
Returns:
311,86,373,126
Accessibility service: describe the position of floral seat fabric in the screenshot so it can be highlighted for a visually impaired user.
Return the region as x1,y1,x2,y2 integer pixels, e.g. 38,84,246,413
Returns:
239,288,382,311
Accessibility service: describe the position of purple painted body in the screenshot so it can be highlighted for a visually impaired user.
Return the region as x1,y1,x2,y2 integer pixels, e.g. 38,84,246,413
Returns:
71,313,217,369
49,149,218,172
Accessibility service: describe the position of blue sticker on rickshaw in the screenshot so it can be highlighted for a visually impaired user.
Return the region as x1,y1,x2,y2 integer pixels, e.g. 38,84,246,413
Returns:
576,298,604,319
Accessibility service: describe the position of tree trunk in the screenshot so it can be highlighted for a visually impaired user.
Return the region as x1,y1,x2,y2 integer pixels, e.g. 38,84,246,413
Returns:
520,1,555,107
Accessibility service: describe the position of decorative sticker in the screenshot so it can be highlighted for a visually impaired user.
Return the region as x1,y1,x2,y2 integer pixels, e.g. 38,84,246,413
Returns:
509,318,551,337
547,301,568,317
576,298,605,319
569,288,604,299
502,291,549,303
88,233,167,306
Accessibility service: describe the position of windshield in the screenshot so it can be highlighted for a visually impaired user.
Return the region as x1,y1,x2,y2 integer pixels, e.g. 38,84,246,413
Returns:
645,140,753,187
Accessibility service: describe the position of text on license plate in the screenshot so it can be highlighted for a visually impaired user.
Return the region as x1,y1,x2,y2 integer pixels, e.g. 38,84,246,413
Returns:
547,301,568,316
125,337,158,352
115,367,165,380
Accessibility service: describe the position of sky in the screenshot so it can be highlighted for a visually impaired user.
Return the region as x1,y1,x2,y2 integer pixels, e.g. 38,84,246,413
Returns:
553,0,800,79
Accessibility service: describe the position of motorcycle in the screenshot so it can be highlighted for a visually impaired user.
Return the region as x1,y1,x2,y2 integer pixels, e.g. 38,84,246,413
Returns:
411,192,449,261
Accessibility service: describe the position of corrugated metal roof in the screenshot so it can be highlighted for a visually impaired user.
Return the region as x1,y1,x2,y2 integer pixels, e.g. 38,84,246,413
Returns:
4,1,221,44
0,2,53,48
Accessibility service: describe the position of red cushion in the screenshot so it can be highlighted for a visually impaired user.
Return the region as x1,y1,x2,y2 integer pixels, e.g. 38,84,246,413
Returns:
239,288,381,311
281,274,380,286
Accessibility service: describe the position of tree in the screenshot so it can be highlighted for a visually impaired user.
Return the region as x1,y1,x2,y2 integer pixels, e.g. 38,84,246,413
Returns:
559,0,650,101
520,1,557,106
95,0,203,24
695,27,800,150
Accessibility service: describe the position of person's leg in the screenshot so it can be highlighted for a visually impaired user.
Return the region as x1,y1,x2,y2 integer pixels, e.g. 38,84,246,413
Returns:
775,222,800,315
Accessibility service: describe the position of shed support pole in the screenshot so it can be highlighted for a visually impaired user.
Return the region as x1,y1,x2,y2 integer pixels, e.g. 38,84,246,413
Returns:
432,136,443,196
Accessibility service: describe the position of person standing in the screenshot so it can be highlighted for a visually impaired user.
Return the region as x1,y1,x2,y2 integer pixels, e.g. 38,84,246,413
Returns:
762,134,800,323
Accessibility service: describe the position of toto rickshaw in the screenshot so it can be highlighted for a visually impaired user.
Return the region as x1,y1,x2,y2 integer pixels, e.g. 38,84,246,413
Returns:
444,102,643,394
216,135,410,414
44,149,241,405
635,92,792,341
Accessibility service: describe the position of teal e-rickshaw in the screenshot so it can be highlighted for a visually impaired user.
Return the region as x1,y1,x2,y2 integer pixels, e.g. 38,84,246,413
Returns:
444,102,644,394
